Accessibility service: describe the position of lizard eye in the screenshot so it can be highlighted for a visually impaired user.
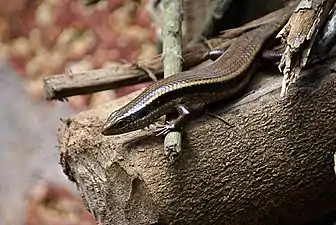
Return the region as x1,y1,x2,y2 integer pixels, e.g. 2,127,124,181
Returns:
115,120,127,128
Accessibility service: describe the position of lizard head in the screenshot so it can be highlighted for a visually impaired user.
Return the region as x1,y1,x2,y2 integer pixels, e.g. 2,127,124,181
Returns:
101,108,138,135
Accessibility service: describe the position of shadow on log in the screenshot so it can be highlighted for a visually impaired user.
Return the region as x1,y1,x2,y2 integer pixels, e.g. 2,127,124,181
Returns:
59,58,336,224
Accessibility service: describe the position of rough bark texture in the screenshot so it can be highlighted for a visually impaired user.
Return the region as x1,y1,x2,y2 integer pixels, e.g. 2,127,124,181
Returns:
59,60,336,224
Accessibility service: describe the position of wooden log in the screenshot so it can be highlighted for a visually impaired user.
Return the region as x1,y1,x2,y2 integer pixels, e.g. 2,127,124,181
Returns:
58,57,336,224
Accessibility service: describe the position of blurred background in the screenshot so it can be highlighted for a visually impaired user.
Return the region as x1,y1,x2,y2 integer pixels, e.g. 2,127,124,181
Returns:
0,0,156,224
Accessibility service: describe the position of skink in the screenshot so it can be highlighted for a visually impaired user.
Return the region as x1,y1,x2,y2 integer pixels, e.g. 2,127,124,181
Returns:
102,12,291,136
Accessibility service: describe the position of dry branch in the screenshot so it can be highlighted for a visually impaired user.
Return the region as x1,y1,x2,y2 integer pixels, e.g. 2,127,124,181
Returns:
278,0,335,96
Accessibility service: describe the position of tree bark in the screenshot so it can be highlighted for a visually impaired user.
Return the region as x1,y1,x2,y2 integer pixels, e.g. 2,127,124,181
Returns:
59,59,336,224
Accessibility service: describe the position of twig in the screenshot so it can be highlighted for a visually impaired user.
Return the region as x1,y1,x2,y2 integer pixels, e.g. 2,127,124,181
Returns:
162,0,183,162
43,44,207,100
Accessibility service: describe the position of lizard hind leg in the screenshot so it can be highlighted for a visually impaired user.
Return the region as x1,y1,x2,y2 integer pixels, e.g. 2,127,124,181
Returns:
202,49,226,62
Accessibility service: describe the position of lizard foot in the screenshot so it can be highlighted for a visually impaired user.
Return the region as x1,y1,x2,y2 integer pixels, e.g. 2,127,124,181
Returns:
154,122,176,136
